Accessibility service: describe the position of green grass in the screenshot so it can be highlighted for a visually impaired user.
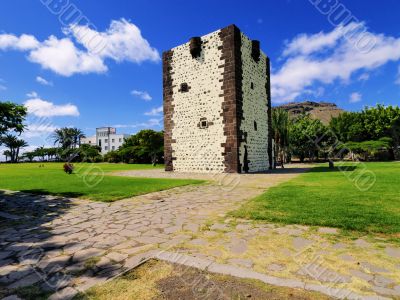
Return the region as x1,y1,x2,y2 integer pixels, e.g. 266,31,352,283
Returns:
232,162,400,234
0,162,202,202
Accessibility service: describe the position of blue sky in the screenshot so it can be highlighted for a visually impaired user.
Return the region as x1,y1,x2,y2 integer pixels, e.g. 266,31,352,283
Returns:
0,0,399,153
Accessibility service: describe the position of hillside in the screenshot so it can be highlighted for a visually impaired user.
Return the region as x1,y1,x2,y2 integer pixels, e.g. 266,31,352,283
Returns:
275,101,345,124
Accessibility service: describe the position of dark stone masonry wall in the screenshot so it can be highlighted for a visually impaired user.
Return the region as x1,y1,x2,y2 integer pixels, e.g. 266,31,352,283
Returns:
219,25,243,173
163,50,175,171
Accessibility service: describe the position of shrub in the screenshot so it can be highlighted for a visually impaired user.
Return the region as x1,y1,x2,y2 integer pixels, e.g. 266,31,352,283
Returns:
63,163,74,174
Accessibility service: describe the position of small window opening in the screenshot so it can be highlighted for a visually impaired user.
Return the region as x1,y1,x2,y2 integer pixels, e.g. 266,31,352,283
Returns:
251,82,254,89
180,83,189,92
254,121,258,131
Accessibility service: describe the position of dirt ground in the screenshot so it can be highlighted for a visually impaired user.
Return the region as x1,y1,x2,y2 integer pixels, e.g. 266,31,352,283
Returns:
76,259,333,300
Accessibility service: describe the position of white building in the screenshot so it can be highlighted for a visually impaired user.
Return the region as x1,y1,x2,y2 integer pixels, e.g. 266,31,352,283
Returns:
163,24,273,173
81,127,130,155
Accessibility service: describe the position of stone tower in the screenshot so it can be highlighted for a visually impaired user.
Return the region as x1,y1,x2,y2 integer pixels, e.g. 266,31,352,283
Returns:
163,24,273,173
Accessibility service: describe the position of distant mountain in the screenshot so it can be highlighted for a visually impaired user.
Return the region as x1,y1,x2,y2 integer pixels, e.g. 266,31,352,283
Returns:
275,101,345,124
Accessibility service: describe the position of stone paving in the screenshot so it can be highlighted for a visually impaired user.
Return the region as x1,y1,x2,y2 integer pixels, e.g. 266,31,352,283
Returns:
0,166,399,300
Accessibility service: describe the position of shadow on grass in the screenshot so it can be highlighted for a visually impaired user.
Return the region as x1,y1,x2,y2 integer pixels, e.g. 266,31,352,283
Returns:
19,189,85,199
256,165,357,175
0,190,125,299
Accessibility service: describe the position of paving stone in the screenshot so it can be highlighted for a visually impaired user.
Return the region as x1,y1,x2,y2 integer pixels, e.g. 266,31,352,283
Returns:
349,269,374,281
235,224,251,231
338,253,355,262
371,286,400,297
210,223,228,231
72,248,105,263
298,263,351,283
37,255,71,273
292,237,313,251
360,262,389,273
354,238,371,248
228,258,253,268
0,250,13,260
385,247,400,259
2,295,23,300
373,275,395,287
8,272,42,288
48,287,78,300
189,238,208,246
267,263,286,272
183,223,199,233
228,238,248,255
318,227,338,234
135,236,166,244
106,252,128,263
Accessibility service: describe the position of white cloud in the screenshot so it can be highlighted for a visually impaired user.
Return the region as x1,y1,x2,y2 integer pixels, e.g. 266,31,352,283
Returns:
0,19,159,77
67,19,160,63
358,73,370,81
131,89,152,101
113,118,162,129
0,33,39,51
144,106,163,116
23,123,58,138
349,92,362,103
273,22,400,103
24,98,80,117
0,84,6,91
29,37,107,77
36,76,53,86
257,18,263,24
26,91,39,98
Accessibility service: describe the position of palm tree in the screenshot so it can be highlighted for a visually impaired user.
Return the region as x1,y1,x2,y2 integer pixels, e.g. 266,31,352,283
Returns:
3,150,11,162
272,108,290,166
70,128,86,148
52,127,85,149
0,134,28,162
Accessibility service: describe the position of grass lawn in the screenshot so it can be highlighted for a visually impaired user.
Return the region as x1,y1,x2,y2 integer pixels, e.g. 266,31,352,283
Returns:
0,162,202,202
232,162,400,234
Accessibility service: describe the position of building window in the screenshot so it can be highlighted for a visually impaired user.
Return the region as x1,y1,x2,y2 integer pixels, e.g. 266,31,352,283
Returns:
105,146,108,150
112,146,115,150
105,139,108,143
99,140,102,146
112,139,115,143
119,138,122,142
88,141,91,144
199,118,208,129
254,121,258,131
179,83,189,92
251,82,254,89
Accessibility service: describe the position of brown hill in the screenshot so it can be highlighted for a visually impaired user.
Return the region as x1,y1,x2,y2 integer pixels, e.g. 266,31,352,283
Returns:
275,101,345,124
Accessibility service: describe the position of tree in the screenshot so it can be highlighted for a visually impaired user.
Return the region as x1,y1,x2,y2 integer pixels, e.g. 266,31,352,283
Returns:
118,130,164,164
0,134,28,163
23,151,36,162
272,108,290,164
0,101,27,136
78,144,101,162
3,150,11,162
290,115,331,162
330,105,400,160
52,127,85,150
